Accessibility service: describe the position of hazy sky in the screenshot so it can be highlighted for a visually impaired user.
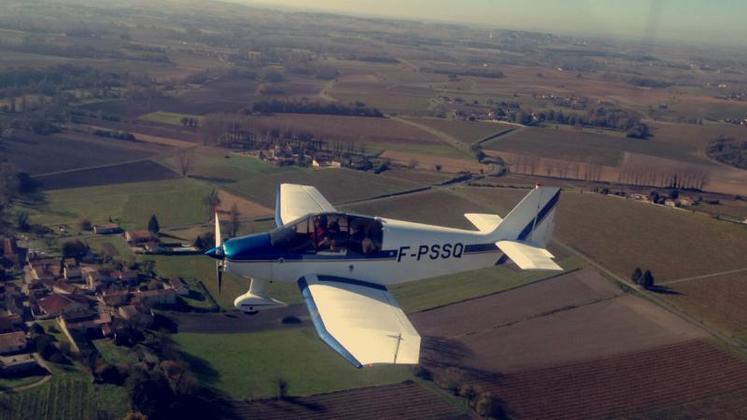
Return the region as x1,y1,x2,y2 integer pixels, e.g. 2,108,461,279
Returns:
240,0,747,45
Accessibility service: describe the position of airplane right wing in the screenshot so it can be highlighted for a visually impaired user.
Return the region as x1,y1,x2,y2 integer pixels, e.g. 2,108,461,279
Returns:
298,274,421,368
496,240,562,271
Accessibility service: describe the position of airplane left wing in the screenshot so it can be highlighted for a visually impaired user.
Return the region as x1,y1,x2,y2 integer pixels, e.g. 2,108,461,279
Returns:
275,184,337,226
298,274,421,367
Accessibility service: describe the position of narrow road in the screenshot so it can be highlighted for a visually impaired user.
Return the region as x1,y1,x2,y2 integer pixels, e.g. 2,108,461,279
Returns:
391,116,471,155
661,267,747,286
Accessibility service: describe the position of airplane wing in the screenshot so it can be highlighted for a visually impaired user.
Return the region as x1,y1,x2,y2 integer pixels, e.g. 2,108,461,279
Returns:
275,184,337,226
298,274,421,367
496,240,563,271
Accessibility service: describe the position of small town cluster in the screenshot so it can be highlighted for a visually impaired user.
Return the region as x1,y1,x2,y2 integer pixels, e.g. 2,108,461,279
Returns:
0,230,189,380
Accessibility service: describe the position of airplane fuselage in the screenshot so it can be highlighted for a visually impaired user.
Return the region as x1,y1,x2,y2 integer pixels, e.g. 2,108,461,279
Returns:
222,216,503,286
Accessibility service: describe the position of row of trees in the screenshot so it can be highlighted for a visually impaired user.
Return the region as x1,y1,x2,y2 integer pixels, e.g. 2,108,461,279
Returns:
505,107,650,138
706,136,747,169
0,64,123,98
249,99,383,118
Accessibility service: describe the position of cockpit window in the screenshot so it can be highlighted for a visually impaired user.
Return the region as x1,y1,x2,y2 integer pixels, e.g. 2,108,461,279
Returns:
269,213,383,255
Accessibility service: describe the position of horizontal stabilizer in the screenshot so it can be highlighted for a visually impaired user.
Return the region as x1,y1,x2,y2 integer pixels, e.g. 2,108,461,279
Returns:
465,213,503,232
496,240,562,271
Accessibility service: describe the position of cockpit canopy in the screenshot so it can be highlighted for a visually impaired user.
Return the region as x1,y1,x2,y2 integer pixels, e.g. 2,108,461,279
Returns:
270,213,383,255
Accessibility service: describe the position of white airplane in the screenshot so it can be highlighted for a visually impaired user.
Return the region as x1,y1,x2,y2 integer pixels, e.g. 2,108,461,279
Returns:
206,184,562,368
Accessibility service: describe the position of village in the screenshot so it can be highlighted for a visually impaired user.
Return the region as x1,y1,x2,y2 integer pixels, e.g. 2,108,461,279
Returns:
0,225,192,385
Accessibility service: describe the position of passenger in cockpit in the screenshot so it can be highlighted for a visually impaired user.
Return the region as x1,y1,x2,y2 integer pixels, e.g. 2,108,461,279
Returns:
312,215,328,249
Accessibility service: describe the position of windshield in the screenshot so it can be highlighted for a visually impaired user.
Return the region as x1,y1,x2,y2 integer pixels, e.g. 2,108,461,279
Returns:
270,213,383,255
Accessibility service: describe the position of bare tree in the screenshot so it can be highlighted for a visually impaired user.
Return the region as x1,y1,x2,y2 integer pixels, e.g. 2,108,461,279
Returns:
204,189,221,217
177,149,195,177
229,202,240,237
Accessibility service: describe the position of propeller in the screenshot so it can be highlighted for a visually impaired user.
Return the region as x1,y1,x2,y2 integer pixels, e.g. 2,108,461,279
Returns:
214,211,223,295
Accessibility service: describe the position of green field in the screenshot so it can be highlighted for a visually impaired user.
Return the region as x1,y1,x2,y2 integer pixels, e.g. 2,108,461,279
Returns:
138,111,200,126
174,328,412,400
158,152,289,184
392,256,582,313
146,255,301,310
94,340,139,366
225,167,423,208
26,178,213,229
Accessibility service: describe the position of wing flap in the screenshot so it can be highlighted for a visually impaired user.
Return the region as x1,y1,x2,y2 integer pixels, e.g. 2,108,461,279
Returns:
277,184,336,226
496,240,562,271
298,275,420,367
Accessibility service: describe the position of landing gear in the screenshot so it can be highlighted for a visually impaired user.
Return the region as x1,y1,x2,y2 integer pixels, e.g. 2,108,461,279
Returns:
233,277,286,314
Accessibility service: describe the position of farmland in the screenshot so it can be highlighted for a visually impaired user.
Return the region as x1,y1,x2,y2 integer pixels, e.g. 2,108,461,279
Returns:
225,167,424,208
481,340,747,419
391,257,582,313
26,178,213,229
239,114,465,158
173,329,413,400
2,133,164,175
403,117,515,147
230,381,466,419
0,364,128,420
34,160,179,190
662,272,747,342
409,267,747,418
3,0,747,417
458,187,747,282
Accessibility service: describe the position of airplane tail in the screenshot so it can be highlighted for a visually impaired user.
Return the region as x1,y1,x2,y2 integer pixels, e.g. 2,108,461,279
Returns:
476,186,562,271
491,185,561,247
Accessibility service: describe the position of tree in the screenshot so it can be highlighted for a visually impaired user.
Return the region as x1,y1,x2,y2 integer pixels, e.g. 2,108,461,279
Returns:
177,149,194,177
148,214,160,234
276,377,289,400
642,270,655,289
474,392,505,419
79,218,92,231
16,211,30,232
229,203,240,238
62,240,88,259
204,189,221,216
631,267,643,284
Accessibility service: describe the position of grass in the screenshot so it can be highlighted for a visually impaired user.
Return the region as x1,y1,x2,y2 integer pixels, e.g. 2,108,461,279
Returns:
392,256,583,313
94,340,139,366
158,152,288,184
173,328,413,400
225,167,423,208
84,235,133,260
26,178,213,229
0,362,129,420
146,255,301,310
138,111,200,126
